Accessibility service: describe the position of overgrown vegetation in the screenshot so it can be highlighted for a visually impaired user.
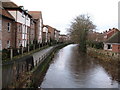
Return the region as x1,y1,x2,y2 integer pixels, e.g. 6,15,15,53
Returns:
68,14,96,53
87,41,103,49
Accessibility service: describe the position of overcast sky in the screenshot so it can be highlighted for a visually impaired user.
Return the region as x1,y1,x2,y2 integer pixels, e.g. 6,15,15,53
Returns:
10,0,119,34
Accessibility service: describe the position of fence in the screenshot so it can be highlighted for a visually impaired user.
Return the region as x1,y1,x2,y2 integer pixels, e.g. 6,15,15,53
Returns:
2,43,49,61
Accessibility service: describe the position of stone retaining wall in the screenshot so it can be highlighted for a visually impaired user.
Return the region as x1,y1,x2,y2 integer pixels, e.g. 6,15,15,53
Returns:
2,43,69,88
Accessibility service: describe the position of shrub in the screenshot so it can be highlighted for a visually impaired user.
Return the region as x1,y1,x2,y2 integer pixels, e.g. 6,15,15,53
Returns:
2,48,10,60
13,48,19,57
29,44,34,51
87,41,103,49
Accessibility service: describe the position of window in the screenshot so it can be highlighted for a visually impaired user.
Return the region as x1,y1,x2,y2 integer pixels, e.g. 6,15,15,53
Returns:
18,25,22,32
18,40,21,46
7,40,10,48
118,46,120,50
108,44,112,49
19,25,22,32
22,25,25,33
7,22,11,32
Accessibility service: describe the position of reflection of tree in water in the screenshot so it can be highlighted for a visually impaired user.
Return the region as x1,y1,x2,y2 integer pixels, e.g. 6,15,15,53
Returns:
69,45,119,83
69,46,99,80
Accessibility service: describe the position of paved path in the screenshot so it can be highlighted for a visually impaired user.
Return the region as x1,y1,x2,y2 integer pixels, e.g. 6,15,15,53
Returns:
32,46,55,66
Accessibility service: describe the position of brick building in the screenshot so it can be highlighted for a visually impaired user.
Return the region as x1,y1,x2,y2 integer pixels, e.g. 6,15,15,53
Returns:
104,28,119,39
46,25,55,41
43,25,49,43
29,19,36,44
29,11,43,44
59,34,68,42
3,2,32,48
104,31,120,53
0,7,15,49
54,29,60,42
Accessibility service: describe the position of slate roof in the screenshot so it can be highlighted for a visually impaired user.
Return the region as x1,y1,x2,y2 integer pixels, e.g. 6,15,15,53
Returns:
105,31,120,43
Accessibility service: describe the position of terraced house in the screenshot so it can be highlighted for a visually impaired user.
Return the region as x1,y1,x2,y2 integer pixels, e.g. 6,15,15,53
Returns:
43,25,49,43
28,11,43,44
0,6,15,49
54,29,60,43
29,18,36,44
3,2,32,48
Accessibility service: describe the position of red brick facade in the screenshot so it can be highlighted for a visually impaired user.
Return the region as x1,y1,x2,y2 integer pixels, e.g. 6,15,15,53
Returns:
112,44,120,53
29,20,36,44
29,11,43,43
47,25,55,40
2,17,15,49
16,22,22,48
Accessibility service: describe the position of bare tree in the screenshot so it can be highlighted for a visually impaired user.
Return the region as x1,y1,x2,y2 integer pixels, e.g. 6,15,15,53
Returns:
68,14,96,52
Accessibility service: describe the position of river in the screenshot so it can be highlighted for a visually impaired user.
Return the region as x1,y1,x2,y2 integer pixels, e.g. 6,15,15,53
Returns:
39,44,119,88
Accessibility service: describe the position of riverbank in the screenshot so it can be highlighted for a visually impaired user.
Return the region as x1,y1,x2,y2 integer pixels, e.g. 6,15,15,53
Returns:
87,47,120,61
2,43,70,88
87,47,120,82
28,43,70,88
39,44,118,88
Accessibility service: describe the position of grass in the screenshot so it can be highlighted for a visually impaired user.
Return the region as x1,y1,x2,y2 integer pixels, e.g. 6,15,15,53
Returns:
3,45,50,63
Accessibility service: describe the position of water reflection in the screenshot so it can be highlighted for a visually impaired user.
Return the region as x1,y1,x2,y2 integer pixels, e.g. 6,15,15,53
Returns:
40,44,118,88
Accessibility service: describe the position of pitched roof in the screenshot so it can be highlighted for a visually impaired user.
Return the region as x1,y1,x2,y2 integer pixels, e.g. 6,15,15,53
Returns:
2,2,32,18
0,8,14,20
2,2,19,8
28,11,42,19
105,31,120,43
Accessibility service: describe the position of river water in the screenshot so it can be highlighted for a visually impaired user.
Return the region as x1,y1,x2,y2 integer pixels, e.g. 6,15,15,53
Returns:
40,44,119,88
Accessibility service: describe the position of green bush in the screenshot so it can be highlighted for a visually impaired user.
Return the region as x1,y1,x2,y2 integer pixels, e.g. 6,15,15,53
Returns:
87,41,103,49
2,48,10,60
13,48,19,57
30,44,34,51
